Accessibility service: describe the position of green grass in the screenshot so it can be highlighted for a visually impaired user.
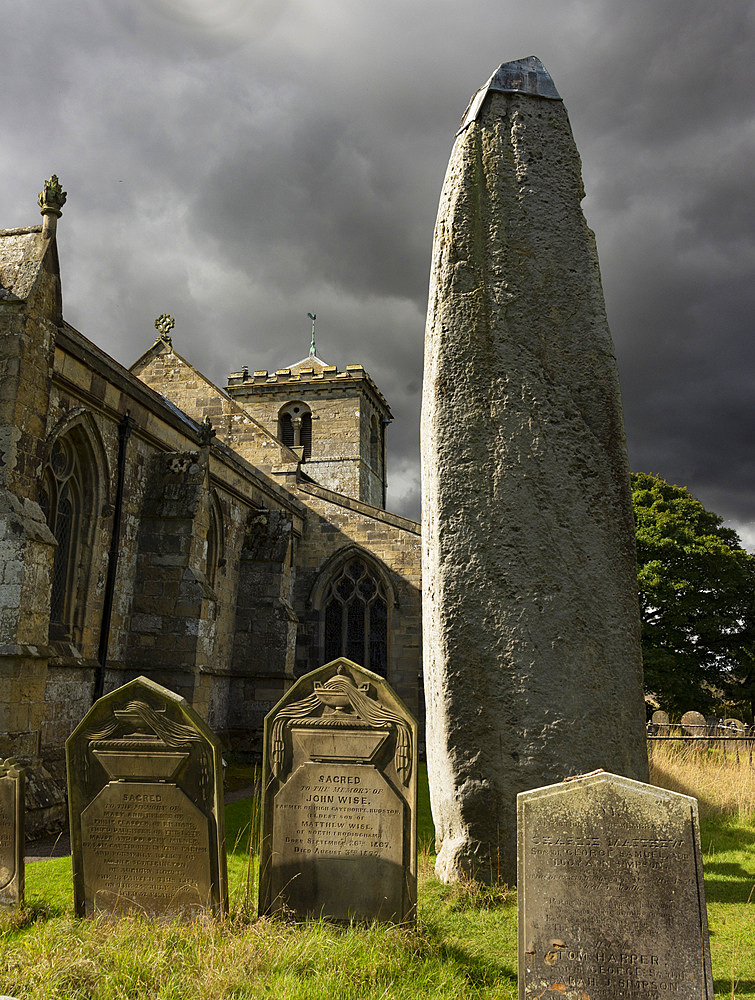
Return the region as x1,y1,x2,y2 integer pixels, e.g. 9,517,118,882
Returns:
1,763,753,999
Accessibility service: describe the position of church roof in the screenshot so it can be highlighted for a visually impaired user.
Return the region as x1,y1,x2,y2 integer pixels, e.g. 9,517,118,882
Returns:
287,354,329,373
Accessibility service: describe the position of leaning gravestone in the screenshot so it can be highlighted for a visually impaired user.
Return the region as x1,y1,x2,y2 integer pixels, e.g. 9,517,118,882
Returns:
518,770,713,999
259,658,417,923
0,758,24,906
66,676,227,919
421,55,649,885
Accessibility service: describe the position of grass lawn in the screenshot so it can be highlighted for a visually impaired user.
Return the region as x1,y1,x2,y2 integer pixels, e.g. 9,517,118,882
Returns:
0,756,753,999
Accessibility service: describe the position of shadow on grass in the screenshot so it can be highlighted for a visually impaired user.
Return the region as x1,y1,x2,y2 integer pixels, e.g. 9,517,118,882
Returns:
419,925,518,990
704,861,755,904
713,980,755,997
702,821,755,850
0,899,66,935
226,796,260,857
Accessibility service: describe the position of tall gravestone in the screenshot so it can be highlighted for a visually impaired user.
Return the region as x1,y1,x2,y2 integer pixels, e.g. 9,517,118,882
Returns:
518,771,713,999
66,676,227,919
421,56,648,884
0,758,24,906
259,658,417,923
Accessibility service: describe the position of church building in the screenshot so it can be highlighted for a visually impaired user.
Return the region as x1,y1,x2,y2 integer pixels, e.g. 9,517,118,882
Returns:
0,178,422,833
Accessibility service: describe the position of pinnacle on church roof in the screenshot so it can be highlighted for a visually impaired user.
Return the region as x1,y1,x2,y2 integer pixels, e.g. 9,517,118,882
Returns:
154,313,175,348
38,174,66,238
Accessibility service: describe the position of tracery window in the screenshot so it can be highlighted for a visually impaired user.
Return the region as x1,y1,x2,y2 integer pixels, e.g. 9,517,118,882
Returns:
39,432,96,639
322,556,388,676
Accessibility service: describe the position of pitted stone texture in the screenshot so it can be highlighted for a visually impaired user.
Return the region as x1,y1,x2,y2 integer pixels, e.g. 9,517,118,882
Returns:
421,71,648,885
518,772,713,999
259,658,418,924
66,675,227,920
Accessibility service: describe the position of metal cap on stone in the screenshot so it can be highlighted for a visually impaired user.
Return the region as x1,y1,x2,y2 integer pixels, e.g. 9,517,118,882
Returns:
458,56,561,134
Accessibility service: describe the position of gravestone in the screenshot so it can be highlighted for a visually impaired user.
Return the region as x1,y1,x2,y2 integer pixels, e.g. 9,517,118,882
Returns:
681,710,707,738
721,718,747,755
66,676,227,919
259,658,417,923
518,770,713,999
421,56,649,885
0,758,24,906
650,710,670,736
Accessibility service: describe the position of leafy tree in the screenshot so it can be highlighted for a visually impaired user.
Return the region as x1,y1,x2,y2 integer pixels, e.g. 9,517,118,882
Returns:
631,472,755,719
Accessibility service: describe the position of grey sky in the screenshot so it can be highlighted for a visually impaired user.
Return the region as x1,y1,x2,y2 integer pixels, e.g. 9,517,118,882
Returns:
2,0,754,541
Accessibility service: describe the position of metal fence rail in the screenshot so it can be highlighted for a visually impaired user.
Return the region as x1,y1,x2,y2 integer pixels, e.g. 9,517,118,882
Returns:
647,711,754,766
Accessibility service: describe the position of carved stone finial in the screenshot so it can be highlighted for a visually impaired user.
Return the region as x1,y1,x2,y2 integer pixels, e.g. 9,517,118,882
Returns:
154,313,175,347
38,174,67,237
38,175,67,215
198,415,216,448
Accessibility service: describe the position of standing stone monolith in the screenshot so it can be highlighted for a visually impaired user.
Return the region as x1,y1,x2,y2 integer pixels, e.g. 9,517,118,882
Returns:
421,56,649,885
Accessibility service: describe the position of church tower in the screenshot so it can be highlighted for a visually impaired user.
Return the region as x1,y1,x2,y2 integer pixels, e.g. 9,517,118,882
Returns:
226,351,392,509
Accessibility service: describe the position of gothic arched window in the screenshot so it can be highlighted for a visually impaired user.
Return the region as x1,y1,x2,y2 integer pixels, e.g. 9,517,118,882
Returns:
278,402,312,460
206,493,224,589
322,556,389,676
39,428,100,641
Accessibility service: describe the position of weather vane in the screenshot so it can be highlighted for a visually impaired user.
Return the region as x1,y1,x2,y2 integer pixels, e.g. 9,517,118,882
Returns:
307,312,316,357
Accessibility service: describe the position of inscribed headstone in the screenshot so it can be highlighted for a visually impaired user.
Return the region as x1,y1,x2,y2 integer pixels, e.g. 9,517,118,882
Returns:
0,758,24,906
518,770,713,999
66,675,227,919
421,55,649,885
259,658,417,923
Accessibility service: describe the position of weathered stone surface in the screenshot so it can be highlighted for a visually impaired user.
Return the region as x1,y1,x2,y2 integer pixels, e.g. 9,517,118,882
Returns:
650,709,670,735
681,710,707,736
2,185,423,799
259,658,417,923
0,758,24,906
421,57,648,885
66,676,227,919
518,771,713,999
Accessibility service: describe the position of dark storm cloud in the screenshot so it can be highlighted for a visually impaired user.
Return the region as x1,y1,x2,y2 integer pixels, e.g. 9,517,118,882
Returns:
1,0,753,535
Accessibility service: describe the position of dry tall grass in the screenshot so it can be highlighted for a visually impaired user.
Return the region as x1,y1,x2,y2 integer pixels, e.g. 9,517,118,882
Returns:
649,738,755,822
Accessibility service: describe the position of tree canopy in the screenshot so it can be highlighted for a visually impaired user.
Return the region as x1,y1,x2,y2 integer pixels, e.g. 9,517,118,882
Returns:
631,472,755,720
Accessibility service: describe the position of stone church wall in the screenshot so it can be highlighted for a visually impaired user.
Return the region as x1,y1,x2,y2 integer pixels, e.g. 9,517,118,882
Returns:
1,190,423,832
131,342,298,475
292,480,422,719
